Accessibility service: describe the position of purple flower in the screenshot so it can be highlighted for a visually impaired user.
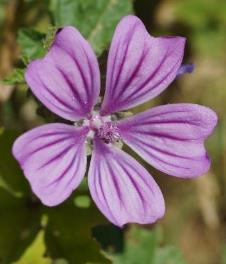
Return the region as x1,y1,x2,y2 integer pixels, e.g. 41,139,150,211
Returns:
13,16,217,227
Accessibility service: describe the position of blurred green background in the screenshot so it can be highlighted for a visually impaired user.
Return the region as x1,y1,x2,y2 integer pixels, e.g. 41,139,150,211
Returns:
0,0,226,263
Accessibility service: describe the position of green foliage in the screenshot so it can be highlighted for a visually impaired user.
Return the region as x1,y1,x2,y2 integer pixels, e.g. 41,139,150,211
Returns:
3,68,25,85
175,0,226,57
98,226,187,264
43,27,58,50
154,246,187,264
0,189,42,263
18,28,46,63
44,203,110,264
14,229,51,264
49,0,133,55
176,0,226,27
92,224,124,253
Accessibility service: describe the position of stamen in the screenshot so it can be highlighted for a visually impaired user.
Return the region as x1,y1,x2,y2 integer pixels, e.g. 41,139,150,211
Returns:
97,122,121,144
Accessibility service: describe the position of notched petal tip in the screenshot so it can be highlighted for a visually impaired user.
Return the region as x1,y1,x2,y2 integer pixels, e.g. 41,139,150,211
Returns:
117,14,143,26
101,15,186,115
25,25,100,121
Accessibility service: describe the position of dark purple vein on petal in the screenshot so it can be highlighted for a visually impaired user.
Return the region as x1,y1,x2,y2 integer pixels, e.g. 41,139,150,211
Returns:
96,162,119,225
107,38,122,99
56,45,90,99
130,130,201,141
25,136,72,160
134,145,191,170
23,131,72,147
133,136,202,161
118,157,155,197
81,45,94,99
113,42,149,102
120,50,176,104
128,139,195,169
93,163,106,209
105,160,124,210
55,65,84,107
117,160,147,213
111,22,140,98
46,144,81,188
120,109,193,125
37,143,74,170
39,78,76,111
64,144,84,190
132,119,202,127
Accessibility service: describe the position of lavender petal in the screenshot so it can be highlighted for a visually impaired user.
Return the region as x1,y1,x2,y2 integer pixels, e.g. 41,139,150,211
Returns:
25,26,100,121
100,15,185,115
118,104,217,178
88,137,165,227
12,123,89,206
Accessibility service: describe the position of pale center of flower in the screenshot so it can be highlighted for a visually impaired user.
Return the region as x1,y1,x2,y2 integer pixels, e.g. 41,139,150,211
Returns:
82,111,121,144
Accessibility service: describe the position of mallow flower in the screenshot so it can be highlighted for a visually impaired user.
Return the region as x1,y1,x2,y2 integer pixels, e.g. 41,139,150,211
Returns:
13,15,217,227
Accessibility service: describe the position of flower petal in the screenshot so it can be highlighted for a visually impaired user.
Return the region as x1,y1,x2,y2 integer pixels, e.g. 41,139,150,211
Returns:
118,104,217,178
25,27,100,121
12,123,89,206
88,137,165,227
100,15,185,115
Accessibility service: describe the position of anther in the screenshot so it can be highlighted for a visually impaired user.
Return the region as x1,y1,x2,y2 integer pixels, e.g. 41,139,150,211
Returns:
97,122,121,144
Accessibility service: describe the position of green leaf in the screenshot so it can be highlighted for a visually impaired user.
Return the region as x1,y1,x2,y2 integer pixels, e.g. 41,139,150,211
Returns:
18,28,46,62
43,27,58,50
14,229,51,264
0,190,42,263
49,0,133,55
154,246,187,264
92,224,124,253
44,202,110,264
103,226,187,264
108,226,157,264
3,68,25,85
